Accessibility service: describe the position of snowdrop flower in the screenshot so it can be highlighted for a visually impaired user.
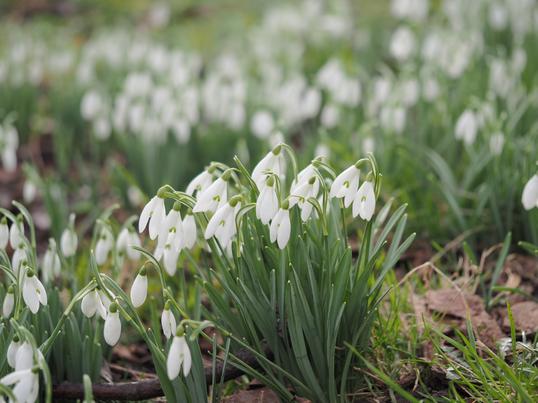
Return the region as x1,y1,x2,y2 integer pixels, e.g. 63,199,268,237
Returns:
81,288,107,319
390,26,416,62
9,217,24,249
116,228,141,260
353,181,376,221
251,110,274,139
139,195,167,240
362,137,375,155
61,214,78,257
320,104,340,129
95,228,114,266
22,269,47,314
330,164,361,208
167,330,192,379
2,285,14,318
130,268,148,308
0,367,39,403
489,132,505,156
391,0,428,21
251,145,286,189
22,180,37,204
256,176,279,224
156,205,184,254
204,196,241,249
81,90,103,120
161,231,182,276
12,245,27,275
522,174,538,210
182,212,197,249
104,303,121,346
290,164,318,195
455,109,478,145
42,239,61,282
186,168,214,196
6,337,20,368
380,105,406,134
161,301,177,339
0,217,8,249
193,176,228,213
14,342,33,371
290,176,319,222
270,204,291,249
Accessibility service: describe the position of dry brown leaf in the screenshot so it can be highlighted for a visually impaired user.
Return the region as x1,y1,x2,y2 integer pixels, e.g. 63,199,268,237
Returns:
222,387,280,403
463,311,504,349
502,301,538,334
425,290,484,318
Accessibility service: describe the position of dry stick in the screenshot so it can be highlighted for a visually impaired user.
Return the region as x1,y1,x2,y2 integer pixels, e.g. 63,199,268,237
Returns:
52,344,271,401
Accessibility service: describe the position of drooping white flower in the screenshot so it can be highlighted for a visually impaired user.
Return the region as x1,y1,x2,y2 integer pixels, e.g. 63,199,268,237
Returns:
522,174,538,210
42,239,61,282
161,304,177,339
116,228,141,260
155,206,184,258
104,303,121,346
60,214,78,257
251,146,286,190
12,245,27,275
270,206,291,249
9,218,24,249
130,268,148,308
81,288,107,319
182,213,197,249
186,169,214,196
14,342,33,371
256,176,279,224
455,110,478,145
2,286,14,318
95,228,114,266
352,181,376,221
290,176,320,222
192,177,227,213
330,165,360,208
0,367,39,403
204,197,241,249
489,132,505,156
0,217,8,249
22,180,37,204
250,110,274,139
139,195,166,239
290,164,317,195
6,338,21,368
390,26,416,62
22,270,47,314
167,333,192,379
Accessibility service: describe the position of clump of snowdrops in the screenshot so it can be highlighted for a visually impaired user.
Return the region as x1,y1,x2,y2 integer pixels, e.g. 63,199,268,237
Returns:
136,143,415,401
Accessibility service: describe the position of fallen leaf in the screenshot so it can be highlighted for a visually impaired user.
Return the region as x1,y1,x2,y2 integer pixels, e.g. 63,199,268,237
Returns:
502,301,538,334
425,290,484,318
222,387,280,403
462,311,504,349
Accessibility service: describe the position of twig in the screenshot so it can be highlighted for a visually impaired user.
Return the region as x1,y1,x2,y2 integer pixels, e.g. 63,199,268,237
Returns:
52,344,271,401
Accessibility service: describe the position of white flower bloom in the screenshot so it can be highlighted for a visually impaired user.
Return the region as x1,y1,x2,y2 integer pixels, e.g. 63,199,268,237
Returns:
167,335,192,379
251,147,286,190
104,305,121,346
156,208,184,255
193,177,227,213
161,306,177,339
270,207,291,249
116,228,141,260
95,228,114,266
9,220,23,249
256,177,279,224
139,195,166,240
22,270,47,314
455,110,478,145
182,213,197,249
186,169,214,196
330,165,360,208
380,105,406,134
320,104,340,129
6,338,20,368
22,180,37,204
205,199,241,249
0,218,8,249
130,269,148,308
12,245,27,275
2,287,14,318
0,368,39,403
522,174,538,210
81,289,107,319
14,342,33,371
352,181,376,221
42,239,61,282
390,26,416,62
61,215,78,257
290,176,319,222
163,240,181,276
250,110,274,139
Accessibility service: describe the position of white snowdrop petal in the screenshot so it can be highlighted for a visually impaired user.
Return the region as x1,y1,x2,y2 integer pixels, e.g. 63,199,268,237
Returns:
522,175,538,210
130,273,148,308
104,311,121,346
